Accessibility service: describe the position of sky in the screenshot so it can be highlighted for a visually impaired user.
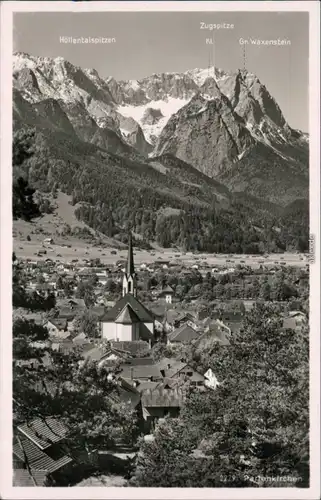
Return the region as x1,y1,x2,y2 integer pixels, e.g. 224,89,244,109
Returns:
13,11,309,131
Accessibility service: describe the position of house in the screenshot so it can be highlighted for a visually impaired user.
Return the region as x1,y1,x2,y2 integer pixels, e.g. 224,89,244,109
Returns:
100,235,154,343
56,298,86,311
283,311,307,331
141,385,186,432
158,285,175,304
157,358,205,386
195,320,231,347
51,339,75,354
96,346,133,369
167,324,200,344
118,363,163,383
288,310,307,322
43,319,69,339
164,310,197,330
13,417,73,486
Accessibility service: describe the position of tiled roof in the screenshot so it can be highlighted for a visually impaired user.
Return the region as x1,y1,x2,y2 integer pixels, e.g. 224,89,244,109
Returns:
110,379,141,408
13,469,47,487
124,357,155,366
155,358,187,378
56,298,86,308
165,361,188,378
119,364,162,381
101,294,154,323
141,386,185,408
135,381,160,393
110,340,150,356
13,438,72,476
115,304,140,324
17,418,68,450
82,346,108,362
167,324,200,343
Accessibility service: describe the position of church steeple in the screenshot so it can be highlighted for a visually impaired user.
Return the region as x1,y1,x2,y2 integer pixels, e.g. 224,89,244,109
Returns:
123,233,137,297
127,232,135,276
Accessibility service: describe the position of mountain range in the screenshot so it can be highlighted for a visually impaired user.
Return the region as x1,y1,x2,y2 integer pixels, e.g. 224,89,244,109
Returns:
12,52,309,253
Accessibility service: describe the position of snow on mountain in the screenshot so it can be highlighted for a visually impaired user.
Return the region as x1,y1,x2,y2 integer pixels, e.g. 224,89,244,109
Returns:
117,98,189,144
186,66,227,87
12,52,308,167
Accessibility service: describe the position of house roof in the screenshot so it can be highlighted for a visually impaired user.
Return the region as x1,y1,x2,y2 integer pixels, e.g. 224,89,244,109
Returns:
141,386,185,408
110,378,141,408
167,324,200,343
165,310,195,325
110,340,150,356
160,285,174,295
119,363,162,381
135,381,160,393
45,318,68,330
57,308,76,320
82,345,109,362
17,418,68,450
101,293,154,323
56,298,86,309
13,437,72,477
115,304,141,324
288,311,306,318
124,357,155,366
90,306,106,319
195,325,230,347
13,468,48,487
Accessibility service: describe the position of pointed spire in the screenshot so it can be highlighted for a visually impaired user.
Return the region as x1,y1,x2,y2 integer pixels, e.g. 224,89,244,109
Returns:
127,232,135,276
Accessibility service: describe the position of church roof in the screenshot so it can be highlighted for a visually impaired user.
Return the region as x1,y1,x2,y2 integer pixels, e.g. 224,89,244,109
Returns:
101,293,154,323
115,304,140,324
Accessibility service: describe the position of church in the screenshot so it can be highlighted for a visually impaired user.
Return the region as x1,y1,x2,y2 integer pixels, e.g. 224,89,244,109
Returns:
100,235,155,343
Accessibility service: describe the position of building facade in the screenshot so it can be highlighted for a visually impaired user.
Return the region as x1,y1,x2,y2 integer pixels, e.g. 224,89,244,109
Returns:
100,235,155,343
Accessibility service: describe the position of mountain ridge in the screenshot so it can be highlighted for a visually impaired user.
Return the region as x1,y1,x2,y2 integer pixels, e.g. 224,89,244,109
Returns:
12,51,309,252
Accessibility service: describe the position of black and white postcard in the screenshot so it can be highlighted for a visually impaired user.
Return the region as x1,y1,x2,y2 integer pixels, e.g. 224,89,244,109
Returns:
0,1,320,499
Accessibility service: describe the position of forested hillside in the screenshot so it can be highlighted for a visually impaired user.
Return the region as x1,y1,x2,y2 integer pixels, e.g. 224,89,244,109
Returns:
12,126,308,253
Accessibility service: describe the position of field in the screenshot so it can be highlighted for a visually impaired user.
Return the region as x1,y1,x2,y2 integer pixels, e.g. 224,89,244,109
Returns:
13,192,309,269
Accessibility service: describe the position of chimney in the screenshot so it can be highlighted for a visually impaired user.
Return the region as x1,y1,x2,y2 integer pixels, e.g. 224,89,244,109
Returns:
130,367,134,380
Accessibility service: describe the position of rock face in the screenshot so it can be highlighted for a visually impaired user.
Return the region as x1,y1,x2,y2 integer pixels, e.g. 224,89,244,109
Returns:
12,52,308,205
154,94,255,177
12,52,152,156
152,71,308,205
142,108,164,126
